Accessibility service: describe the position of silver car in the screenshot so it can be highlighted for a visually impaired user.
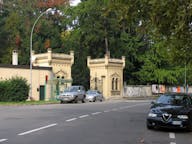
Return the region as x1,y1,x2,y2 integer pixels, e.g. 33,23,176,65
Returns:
57,85,86,103
85,90,104,102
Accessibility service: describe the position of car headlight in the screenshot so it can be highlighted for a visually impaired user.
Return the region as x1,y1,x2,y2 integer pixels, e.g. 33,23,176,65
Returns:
148,113,157,117
177,115,188,119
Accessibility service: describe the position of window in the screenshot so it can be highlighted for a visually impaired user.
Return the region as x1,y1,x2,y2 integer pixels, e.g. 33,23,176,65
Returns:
112,77,118,91
112,78,115,90
115,78,118,90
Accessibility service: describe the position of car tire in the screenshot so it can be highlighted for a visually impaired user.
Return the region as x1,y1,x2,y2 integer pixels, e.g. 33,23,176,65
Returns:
73,97,78,103
82,96,86,103
146,122,154,130
187,122,192,132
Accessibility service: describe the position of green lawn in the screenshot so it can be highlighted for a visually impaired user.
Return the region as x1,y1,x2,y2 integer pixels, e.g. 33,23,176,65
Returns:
0,100,60,106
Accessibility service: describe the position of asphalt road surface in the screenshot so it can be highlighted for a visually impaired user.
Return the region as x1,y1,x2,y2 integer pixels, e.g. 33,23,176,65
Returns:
0,100,191,144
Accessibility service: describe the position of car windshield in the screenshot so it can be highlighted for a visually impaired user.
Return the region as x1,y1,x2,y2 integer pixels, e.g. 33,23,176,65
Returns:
156,94,188,106
64,87,79,92
86,91,97,94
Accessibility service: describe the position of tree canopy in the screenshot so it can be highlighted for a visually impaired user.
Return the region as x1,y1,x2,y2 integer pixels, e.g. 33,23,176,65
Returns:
0,0,192,88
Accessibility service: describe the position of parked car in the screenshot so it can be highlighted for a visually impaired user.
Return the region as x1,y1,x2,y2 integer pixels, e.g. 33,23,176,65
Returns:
85,90,104,102
146,93,192,131
57,85,86,103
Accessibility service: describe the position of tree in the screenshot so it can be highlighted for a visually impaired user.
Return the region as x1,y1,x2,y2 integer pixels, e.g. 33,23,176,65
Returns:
61,0,147,86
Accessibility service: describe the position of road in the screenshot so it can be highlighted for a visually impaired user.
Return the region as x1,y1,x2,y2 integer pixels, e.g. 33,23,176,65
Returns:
0,100,191,144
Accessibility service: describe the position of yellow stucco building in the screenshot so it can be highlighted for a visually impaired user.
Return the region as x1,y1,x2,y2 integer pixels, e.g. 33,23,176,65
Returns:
87,53,125,100
32,48,74,91
0,48,74,101
0,48,125,101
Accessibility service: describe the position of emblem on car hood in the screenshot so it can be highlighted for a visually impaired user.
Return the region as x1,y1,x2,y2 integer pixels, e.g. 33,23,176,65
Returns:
162,113,172,122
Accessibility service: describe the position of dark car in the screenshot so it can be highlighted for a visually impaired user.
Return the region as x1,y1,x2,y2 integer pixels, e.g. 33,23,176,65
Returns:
146,93,192,131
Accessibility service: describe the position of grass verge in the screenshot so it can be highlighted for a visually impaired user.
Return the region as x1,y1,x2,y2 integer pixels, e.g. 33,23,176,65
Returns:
0,100,60,106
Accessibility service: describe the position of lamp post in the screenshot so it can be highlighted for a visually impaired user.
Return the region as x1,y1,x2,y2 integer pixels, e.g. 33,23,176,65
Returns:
29,8,52,100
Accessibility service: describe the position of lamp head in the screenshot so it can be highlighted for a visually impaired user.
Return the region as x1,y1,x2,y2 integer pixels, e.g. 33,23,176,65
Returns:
46,8,52,13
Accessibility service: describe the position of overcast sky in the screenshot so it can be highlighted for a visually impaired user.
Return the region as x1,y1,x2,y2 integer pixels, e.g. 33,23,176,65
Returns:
70,0,81,6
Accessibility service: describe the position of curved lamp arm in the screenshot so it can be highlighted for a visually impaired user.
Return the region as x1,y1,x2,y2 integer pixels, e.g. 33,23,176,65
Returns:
29,8,52,100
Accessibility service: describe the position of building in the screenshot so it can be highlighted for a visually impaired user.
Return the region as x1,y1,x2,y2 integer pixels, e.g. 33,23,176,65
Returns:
87,53,125,99
32,48,74,91
0,48,74,101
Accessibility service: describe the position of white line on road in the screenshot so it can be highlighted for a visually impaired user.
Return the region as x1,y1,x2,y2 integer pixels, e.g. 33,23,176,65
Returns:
79,115,89,118
0,139,8,142
18,123,57,136
91,112,102,115
170,142,176,144
112,108,118,111
66,118,77,122
104,110,111,113
169,133,175,139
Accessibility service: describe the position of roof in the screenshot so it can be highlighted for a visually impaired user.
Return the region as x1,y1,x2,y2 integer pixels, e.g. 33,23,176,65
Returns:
0,64,52,70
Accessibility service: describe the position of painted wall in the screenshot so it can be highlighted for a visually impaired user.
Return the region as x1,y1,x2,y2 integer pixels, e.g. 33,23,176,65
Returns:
87,54,125,99
0,65,53,101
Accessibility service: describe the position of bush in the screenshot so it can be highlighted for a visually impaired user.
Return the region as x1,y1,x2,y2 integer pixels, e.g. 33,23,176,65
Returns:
0,77,29,102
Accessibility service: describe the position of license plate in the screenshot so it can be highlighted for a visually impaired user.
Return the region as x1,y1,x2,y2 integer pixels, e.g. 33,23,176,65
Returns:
172,121,181,125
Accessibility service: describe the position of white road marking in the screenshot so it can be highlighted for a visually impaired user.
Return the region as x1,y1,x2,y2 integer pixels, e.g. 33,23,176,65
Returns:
91,112,102,115
170,142,176,144
112,108,118,111
169,133,175,139
0,139,8,142
119,107,126,110
79,115,89,118
104,110,110,113
66,118,77,122
18,123,57,136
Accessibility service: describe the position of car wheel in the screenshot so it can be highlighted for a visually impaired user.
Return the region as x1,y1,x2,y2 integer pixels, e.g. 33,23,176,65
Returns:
187,122,192,132
73,97,78,103
146,121,154,130
82,96,86,103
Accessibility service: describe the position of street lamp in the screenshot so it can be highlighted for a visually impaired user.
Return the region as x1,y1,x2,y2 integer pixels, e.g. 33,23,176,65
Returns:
29,8,52,100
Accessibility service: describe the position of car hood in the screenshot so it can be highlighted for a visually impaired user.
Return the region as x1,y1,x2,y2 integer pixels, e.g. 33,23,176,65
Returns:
151,104,189,115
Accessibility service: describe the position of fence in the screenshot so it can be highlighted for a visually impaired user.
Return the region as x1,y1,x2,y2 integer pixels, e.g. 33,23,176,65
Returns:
123,84,192,99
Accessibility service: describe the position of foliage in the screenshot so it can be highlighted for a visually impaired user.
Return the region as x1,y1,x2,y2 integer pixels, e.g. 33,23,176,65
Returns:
0,0,192,87
0,77,29,102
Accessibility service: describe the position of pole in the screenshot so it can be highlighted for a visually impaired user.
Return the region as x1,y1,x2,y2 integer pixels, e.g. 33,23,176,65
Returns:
185,63,187,93
29,8,52,100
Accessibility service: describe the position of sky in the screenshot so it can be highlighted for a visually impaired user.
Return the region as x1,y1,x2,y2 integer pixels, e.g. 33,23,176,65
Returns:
70,0,81,6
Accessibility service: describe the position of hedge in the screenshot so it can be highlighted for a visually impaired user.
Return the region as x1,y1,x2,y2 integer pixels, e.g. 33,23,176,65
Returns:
0,77,29,102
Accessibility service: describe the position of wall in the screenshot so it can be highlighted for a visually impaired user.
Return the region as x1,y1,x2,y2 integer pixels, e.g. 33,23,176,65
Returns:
123,85,152,99
0,65,53,101
123,85,192,99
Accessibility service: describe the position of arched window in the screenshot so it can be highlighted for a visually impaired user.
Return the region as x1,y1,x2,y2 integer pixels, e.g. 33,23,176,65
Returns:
112,78,115,90
115,78,118,90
